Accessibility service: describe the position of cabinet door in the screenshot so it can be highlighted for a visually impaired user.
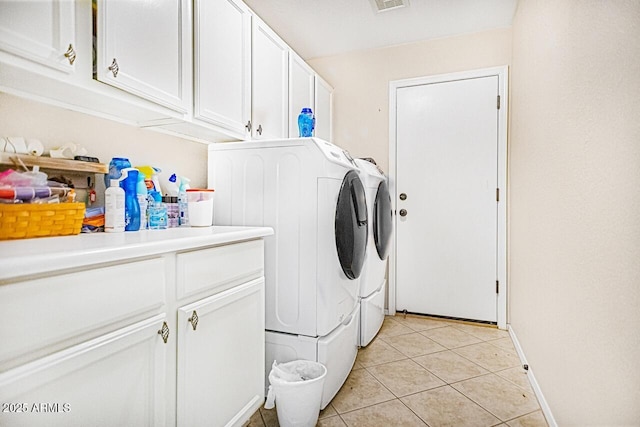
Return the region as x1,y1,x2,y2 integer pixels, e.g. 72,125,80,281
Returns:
314,75,333,141
177,278,265,427
251,18,288,140
0,0,76,73
0,314,168,427
95,0,191,113
194,0,251,138
288,52,315,138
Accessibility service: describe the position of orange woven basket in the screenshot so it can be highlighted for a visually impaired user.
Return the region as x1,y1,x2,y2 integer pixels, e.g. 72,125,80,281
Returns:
0,202,86,240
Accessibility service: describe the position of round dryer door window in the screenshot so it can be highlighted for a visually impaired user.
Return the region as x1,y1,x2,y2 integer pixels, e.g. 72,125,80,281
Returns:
335,170,368,280
374,180,393,260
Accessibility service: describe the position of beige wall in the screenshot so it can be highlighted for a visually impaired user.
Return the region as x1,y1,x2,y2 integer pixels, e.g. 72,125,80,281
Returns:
308,28,512,172
0,92,209,197
509,1,640,424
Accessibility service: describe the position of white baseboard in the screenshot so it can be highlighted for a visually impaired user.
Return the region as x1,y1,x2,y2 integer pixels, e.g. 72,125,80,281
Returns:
508,325,558,427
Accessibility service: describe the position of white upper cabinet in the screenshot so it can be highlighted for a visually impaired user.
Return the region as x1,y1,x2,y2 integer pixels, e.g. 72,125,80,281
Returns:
314,75,334,141
194,0,251,138
94,0,192,113
0,0,76,73
288,52,315,138
251,17,289,140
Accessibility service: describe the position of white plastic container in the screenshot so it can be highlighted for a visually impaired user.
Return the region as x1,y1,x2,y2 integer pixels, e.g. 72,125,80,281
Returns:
186,189,214,227
105,179,125,232
264,360,327,427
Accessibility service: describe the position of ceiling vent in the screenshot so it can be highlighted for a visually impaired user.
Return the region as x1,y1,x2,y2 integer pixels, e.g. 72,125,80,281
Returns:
370,0,409,13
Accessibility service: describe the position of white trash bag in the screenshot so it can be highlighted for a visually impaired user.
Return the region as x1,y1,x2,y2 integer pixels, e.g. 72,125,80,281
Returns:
265,360,327,427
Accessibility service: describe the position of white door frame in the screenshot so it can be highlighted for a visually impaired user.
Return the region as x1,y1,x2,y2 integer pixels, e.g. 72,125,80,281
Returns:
388,66,508,329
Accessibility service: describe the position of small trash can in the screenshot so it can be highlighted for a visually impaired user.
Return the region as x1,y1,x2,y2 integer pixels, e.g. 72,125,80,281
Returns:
264,360,327,427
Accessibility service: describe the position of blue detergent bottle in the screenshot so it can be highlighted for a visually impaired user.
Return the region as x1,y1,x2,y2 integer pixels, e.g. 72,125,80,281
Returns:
119,168,141,231
298,108,315,137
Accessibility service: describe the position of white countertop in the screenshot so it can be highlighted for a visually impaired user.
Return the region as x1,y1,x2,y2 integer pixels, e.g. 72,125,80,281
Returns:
0,226,273,281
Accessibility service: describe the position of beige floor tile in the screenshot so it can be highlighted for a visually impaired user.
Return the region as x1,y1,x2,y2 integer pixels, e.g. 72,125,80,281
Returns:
377,317,414,338
488,337,517,351
319,404,338,419
420,326,483,349
451,323,510,341
340,399,428,426
413,350,490,384
496,367,533,392
506,410,549,427
352,359,365,370
331,369,396,414
355,338,407,368
452,374,541,421
454,342,521,372
246,409,266,427
393,315,452,331
318,415,348,427
367,358,445,397
258,407,279,427
382,332,447,357
401,385,501,427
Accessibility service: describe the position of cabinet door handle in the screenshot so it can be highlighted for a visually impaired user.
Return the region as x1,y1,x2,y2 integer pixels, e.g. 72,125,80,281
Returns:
108,58,119,77
158,321,170,344
64,43,76,65
187,310,199,331
245,120,252,132
256,124,263,136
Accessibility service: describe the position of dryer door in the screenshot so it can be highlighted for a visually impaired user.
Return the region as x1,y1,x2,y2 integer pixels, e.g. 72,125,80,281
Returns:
374,180,393,260
335,171,368,280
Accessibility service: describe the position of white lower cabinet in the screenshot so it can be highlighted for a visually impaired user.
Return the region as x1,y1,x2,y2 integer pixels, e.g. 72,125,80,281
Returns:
0,237,266,427
177,278,265,427
0,314,168,427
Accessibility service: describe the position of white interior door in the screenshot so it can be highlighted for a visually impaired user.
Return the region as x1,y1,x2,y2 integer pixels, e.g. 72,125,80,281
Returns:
394,75,500,323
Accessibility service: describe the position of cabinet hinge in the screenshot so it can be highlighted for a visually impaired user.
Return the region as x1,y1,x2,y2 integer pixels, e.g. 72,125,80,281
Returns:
497,95,501,110
496,280,499,294
496,188,500,202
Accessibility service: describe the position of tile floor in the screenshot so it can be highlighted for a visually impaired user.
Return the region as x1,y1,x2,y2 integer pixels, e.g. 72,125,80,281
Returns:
249,315,549,427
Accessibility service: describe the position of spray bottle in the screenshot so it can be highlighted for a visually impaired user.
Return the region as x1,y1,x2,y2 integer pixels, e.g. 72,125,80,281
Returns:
119,168,140,232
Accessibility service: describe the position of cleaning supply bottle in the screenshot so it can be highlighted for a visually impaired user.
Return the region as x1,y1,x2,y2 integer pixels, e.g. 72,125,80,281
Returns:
135,165,162,192
105,179,125,233
119,168,140,232
178,176,190,226
164,173,179,196
148,190,167,229
105,157,131,188
136,171,148,230
298,108,315,137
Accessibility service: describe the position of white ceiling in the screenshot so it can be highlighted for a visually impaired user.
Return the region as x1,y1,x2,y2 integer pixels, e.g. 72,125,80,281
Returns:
243,0,519,60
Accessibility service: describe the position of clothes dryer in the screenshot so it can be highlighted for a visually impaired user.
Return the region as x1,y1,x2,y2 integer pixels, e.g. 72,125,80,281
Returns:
208,138,368,408
354,158,393,347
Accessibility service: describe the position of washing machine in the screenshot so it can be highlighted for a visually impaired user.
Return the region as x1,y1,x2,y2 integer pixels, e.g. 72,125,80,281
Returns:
208,138,368,408
354,158,393,347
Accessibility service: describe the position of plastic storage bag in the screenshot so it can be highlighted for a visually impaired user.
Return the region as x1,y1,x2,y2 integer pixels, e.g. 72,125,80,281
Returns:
265,360,327,427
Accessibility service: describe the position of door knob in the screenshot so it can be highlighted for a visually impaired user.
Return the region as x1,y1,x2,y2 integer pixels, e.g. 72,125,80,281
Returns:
399,209,407,217
399,193,407,201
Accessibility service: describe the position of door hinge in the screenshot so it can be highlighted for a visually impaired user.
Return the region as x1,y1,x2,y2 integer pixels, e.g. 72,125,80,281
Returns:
496,280,499,294
497,95,501,110
496,188,500,202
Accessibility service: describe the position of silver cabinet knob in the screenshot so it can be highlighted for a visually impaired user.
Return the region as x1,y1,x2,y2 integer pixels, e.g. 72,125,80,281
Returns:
256,124,263,136
399,209,407,217
108,58,119,77
245,120,252,132
399,193,407,201
64,43,76,65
